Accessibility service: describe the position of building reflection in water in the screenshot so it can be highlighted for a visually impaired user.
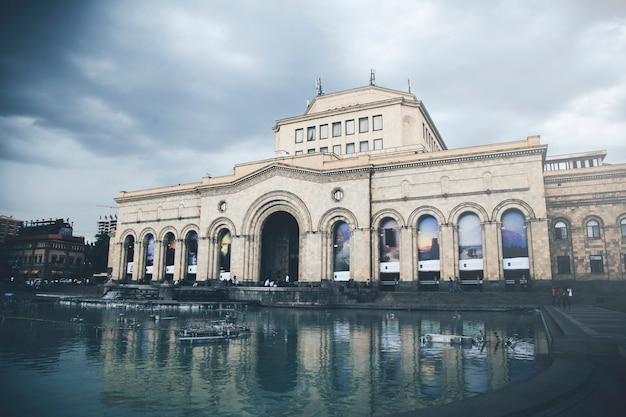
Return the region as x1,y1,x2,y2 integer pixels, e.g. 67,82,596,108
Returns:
68,309,547,415
8,304,546,416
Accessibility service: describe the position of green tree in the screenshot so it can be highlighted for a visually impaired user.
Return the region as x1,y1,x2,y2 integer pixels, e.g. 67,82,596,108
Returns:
86,232,110,274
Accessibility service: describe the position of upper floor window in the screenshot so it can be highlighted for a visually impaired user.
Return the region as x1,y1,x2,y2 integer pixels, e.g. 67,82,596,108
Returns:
621,218,626,237
360,141,369,152
307,148,315,154
295,128,303,143
332,122,341,137
320,146,328,153
359,117,368,133
307,126,316,141
295,150,303,155
333,144,341,154
345,119,355,135
373,115,383,131
346,143,355,154
554,221,568,240
374,138,383,150
586,219,600,238
320,124,328,139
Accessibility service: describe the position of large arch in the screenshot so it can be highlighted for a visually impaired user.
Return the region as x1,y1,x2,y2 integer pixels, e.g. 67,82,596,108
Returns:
260,211,300,283
241,191,311,283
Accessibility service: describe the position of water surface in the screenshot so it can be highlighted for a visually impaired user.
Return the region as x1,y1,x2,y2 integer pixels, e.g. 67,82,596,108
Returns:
0,299,548,417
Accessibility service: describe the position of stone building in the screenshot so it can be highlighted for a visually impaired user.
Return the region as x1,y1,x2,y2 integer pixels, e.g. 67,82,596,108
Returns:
107,84,626,287
2,218,87,282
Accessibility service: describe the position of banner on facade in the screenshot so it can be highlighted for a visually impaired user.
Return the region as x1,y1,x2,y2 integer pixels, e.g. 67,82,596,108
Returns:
418,260,440,271
380,261,400,273
333,271,350,281
459,259,483,271
503,257,530,270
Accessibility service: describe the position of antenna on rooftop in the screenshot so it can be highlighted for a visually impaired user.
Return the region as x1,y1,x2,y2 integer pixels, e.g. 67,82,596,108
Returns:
315,78,323,96
408,78,411,93
369,69,376,86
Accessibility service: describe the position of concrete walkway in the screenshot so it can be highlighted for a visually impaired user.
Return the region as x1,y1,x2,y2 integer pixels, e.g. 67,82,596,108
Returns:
386,304,626,417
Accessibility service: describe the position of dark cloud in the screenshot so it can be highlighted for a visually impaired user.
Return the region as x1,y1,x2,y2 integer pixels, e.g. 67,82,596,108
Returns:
1,0,625,237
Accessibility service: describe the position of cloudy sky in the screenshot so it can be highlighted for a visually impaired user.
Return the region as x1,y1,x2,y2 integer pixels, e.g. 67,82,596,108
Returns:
1,0,625,240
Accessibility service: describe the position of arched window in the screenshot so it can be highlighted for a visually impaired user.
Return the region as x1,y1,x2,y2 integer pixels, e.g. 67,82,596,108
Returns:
144,234,155,282
586,220,600,239
186,231,198,280
333,221,350,281
219,230,232,281
621,218,626,238
554,221,568,240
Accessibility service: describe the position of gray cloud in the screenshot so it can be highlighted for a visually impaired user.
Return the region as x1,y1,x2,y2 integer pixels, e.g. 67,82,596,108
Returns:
1,0,625,238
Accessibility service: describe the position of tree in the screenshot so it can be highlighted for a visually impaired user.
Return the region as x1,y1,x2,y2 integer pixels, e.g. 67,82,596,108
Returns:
86,232,110,274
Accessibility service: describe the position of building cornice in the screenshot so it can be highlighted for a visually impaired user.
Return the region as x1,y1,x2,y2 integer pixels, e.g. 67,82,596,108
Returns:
544,169,626,184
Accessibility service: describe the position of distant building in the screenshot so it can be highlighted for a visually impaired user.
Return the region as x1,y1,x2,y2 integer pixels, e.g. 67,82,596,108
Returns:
107,83,626,286
0,215,23,243
98,215,118,235
1,218,87,282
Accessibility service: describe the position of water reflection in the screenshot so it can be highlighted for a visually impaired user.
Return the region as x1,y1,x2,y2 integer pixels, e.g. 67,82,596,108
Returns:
0,301,548,417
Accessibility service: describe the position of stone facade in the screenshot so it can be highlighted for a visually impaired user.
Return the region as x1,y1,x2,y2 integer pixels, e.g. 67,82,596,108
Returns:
108,85,626,286
544,152,626,281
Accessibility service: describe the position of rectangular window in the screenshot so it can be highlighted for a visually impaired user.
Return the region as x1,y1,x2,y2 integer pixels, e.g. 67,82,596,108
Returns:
69,257,75,266
360,141,369,152
295,128,303,143
346,143,355,154
307,126,316,141
320,146,328,153
373,115,383,131
590,255,604,273
51,255,57,263
345,119,355,135
320,124,328,139
557,256,571,274
295,150,303,155
332,122,341,137
333,144,341,154
307,148,315,154
359,117,368,133
374,138,383,150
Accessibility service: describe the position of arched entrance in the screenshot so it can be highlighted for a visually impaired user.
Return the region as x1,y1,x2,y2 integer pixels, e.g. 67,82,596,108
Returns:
260,212,299,283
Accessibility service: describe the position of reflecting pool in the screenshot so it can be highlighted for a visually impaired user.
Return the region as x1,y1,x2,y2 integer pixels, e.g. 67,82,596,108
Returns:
0,300,549,417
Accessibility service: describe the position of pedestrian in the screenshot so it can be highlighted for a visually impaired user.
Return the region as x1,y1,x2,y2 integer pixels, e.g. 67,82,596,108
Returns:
448,277,454,293
567,287,573,308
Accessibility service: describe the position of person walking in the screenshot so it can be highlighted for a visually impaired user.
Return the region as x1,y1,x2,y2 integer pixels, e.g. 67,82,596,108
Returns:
567,287,573,308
